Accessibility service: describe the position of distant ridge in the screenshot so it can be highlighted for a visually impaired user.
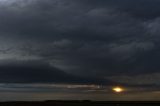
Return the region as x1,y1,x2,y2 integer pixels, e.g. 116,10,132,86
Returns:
1,100,160,106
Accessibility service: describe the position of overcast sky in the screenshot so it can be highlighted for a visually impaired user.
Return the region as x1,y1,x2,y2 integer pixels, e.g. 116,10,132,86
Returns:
0,0,160,101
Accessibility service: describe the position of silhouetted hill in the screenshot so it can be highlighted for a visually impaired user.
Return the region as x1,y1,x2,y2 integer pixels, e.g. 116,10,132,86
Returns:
0,100,160,106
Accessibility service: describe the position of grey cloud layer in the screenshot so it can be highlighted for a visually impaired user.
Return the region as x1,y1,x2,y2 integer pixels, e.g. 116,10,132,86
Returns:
0,0,159,85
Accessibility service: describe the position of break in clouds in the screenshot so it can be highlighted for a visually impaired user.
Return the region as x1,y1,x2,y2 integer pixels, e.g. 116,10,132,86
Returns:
0,0,160,86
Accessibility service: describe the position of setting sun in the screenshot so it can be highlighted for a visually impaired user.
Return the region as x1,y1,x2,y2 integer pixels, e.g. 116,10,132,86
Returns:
112,87,124,93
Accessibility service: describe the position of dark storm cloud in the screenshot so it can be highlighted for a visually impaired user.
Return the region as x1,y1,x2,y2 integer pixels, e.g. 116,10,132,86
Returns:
0,0,160,86
80,0,160,20
0,60,73,83
0,60,110,84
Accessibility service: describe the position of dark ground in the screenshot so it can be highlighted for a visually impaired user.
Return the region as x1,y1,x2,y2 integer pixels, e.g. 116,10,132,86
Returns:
0,101,160,106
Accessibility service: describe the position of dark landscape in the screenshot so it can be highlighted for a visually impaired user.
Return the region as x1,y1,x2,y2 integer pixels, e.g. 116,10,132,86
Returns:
1,101,160,106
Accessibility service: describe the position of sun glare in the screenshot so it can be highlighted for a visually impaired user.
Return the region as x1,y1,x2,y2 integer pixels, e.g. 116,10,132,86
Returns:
112,87,124,93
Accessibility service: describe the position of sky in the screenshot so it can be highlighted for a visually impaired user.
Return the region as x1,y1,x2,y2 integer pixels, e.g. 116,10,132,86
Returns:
0,0,160,101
